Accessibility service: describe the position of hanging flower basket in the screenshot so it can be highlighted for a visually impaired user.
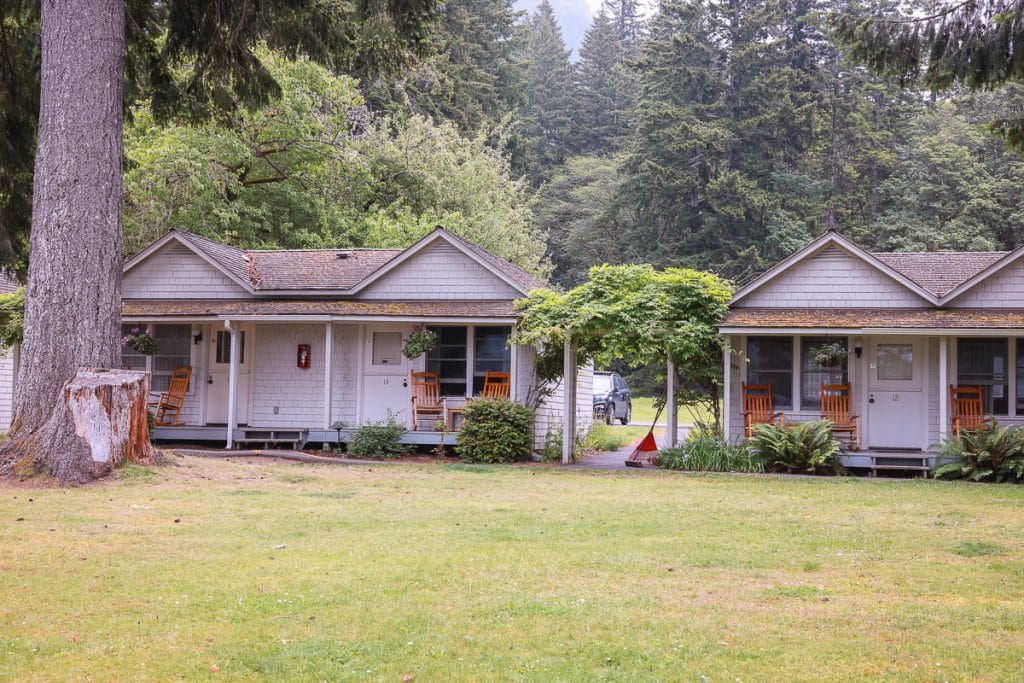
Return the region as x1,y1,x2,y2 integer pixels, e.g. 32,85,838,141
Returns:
403,324,438,360
121,327,159,355
810,342,850,368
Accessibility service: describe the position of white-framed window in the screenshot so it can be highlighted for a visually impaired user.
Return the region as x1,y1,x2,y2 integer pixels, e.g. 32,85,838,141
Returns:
120,324,148,372
120,323,193,394
746,336,793,410
151,325,192,393
426,325,512,397
472,326,511,394
800,337,849,410
426,327,468,396
958,338,1009,415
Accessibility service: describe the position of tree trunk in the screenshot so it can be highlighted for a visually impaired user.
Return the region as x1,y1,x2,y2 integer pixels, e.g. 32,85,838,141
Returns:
0,0,125,485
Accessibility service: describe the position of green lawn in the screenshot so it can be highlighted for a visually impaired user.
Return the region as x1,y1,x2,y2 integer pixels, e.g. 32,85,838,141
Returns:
2,457,1024,680
630,396,719,426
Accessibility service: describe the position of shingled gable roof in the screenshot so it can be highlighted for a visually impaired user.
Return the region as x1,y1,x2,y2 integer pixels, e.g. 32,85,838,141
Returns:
124,227,544,296
344,227,544,296
730,231,941,306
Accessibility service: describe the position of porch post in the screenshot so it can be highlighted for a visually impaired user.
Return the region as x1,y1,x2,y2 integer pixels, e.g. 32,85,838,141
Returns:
323,322,333,429
722,343,731,443
939,336,948,441
509,340,519,402
666,358,677,447
562,337,577,465
225,320,239,449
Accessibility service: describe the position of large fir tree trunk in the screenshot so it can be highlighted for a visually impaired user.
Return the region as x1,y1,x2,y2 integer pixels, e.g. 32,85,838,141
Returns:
0,0,127,484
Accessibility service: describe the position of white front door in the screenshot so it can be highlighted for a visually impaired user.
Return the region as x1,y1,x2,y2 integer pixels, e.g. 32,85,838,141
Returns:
361,326,411,426
867,337,925,449
206,325,252,424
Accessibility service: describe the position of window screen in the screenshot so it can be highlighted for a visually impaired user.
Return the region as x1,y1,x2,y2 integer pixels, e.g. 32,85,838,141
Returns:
747,337,793,410
151,325,192,392
426,327,467,396
120,324,147,372
472,326,511,394
958,338,1008,415
801,337,848,410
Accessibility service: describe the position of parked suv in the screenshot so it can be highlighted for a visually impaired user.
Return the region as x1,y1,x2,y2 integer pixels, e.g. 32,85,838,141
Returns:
593,371,632,425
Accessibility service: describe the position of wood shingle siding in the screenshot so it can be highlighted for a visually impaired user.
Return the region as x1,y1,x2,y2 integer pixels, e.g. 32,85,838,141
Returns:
250,324,328,428
948,256,1024,308
360,243,522,300
123,244,251,300
737,246,929,308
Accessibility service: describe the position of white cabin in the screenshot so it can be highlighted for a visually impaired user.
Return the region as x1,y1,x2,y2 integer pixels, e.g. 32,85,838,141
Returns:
721,230,1024,471
109,228,592,450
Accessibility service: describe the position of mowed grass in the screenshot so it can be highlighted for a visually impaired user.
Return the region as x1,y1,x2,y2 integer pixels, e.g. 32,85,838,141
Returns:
630,397,719,426
2,458,1024,681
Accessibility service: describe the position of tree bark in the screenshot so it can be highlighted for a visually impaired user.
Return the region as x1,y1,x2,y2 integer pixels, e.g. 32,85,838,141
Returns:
0,0,125,485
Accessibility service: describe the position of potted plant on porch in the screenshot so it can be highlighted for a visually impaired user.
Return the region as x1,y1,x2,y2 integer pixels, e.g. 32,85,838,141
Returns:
403,324,438,360
810,341,850,368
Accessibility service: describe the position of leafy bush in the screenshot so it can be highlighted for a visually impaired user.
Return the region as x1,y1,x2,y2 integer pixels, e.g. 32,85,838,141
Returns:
456,398,534,463
748,420,844,475
348,412,410,459
933,422,1024,483
656,432,764,473
540,424,586,462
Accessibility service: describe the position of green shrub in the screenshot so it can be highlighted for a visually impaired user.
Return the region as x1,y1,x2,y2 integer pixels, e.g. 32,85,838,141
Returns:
348,412,410,459
748,420,844,475
933,422,1024,483
540,424,587,462
656,433,764,473
456,398,534,463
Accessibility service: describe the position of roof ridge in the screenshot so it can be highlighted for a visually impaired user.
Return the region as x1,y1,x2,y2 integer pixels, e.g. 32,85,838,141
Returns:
246,247,404,254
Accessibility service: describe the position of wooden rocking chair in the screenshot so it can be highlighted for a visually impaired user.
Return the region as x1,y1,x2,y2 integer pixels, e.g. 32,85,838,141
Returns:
410,370,446,431
742,382,784,438
148,366,192,426
950,385,995,437
820,383,860,451
480,371,510,399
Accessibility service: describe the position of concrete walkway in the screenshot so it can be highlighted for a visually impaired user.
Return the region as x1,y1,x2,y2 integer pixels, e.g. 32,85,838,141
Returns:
569,425,692,470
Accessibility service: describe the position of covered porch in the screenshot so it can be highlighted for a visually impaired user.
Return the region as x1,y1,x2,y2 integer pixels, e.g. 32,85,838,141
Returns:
721,309,1024,463
123,305,526,449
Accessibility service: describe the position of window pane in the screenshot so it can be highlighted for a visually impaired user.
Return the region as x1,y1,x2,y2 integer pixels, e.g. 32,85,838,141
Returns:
1017,340,1024,414
747,337,793,410
801,337,848,410
876,344,913,381
426,326,467,396
120,324,148,371
958,338,1008,415
151,324,191,393
372,332,402,365
473,326,511,394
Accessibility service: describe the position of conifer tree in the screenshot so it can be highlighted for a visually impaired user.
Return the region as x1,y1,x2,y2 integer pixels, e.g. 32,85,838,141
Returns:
575,5,633,154
520,0,578,184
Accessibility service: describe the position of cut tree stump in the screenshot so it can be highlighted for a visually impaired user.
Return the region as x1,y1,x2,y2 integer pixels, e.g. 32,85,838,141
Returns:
64,368,155,472
0,368,156,484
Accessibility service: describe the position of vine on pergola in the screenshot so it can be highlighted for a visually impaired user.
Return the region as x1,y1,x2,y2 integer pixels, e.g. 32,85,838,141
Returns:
513,264,733,428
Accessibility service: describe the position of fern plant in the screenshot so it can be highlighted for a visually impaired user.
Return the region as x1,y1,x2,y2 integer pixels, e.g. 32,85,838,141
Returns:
933,423,1024,483
748,420,844,475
